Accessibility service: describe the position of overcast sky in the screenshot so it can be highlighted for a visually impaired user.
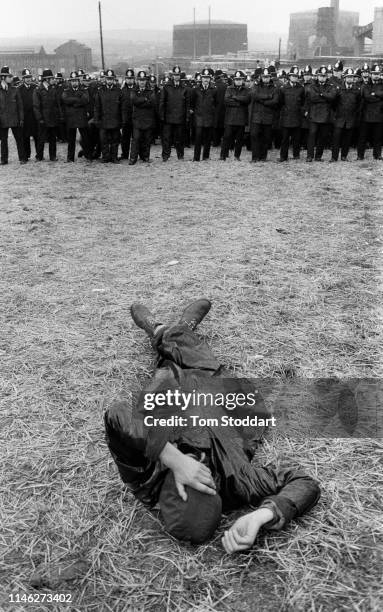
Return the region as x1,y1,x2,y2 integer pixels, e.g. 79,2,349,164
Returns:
0,0,378,37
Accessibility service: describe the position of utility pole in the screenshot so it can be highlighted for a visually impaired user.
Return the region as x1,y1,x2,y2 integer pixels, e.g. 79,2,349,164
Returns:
278,37,281,62
98,1,105,70
208,6,212,58
193,7,196,60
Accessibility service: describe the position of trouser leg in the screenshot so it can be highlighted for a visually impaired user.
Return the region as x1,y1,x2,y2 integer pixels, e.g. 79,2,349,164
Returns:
193,126,202,160
315,123,328,159
152,323,221,371
121,122,133,158
280,127,290,160
47,127,57,160
291,126,301,158
341,128,352,159
220,125,233,159
174,123,184,158
260,124,272,160
233,126,245,159
130,126,140,162
66,127,76,161
11,127,24,161
307,122,318,158
332,126,342,160
371,122,382,158
251,123,262,160
0,128,9,163
22,131,31,160
202,126,212,159
162,123,172,159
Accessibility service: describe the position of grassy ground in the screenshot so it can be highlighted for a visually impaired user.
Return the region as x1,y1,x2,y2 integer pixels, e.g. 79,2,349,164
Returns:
1,140,382,611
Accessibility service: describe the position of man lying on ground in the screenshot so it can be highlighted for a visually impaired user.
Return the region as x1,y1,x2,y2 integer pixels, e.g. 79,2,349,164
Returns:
104,299,320,553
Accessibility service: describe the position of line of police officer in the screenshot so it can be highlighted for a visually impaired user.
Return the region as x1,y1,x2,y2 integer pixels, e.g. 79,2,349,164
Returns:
1,60,383,165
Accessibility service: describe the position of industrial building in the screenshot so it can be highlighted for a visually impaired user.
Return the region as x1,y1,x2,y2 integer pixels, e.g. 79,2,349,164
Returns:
0,40,93,76
288,1,359,59
354,7,383,55
173,20,247,58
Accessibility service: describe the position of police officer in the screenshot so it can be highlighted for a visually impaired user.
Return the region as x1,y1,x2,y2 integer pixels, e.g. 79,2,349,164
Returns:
301,65,313,150
330,68,361,162
94,68,122,163
305,65,337,162
357,64,383,161
61,71,91,162
249,68,279,162
191,68,217,162
159,65,190,161
0,66,24,165
278,66,305,162
129,70,157,165
220,70,250,161
55,72,67,142
18,68,38,162
33,68,62,161
148,74,161,144
121,68,136,160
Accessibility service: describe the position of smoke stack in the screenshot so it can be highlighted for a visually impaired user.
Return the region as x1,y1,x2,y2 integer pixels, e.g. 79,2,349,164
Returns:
331,0,339,23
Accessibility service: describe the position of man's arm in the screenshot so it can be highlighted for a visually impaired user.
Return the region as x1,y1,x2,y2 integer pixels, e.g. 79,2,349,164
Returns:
159,442,216,501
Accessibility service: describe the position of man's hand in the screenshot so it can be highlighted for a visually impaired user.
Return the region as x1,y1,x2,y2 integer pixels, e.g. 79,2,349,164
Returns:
159,442,216,501
222,507,274,554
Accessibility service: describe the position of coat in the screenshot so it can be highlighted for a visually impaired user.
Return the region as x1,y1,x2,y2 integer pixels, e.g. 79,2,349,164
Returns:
214,80,227,128
132,87,157,129
61,86,89,129
250,82,280,125
223,85,251,126
0,84,24,128
18,83,37,134
305,82,337,124
333,85,361,128
33,84,61,127
279,82,305,128
159,83,190,124
191,85,218,128
94,85,122,129
121,84,136,124
360,82,383,123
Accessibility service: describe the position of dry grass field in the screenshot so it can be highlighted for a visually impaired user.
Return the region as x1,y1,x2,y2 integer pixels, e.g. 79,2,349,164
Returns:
1,140,383,612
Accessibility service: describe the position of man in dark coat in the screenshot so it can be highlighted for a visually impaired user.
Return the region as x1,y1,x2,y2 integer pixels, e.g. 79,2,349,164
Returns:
305,65,338,162
159,65,190,161
357,64,383,160
61,71,91,162
94,69,122,163
190,68,217,161
0,66,24,164
301,65,313,150
104,299,321,551
129,71,157,165
55,72,67,143
278,66,305,162
33,69,62,162
18,68,38,162
249,68,280,162
121,68,136,160
220,70,250,161
330,68,361,162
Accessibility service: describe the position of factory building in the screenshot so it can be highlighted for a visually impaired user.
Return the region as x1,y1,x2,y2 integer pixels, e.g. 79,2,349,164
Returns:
288,1,358,59
0,40,93,76
173,20,247,57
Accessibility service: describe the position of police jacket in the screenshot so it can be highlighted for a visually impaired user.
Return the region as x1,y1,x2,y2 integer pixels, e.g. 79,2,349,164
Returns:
121,84,136,124
61,86,89,128
0,84,24,128
94,84,122,129
305,82,337,123
333,85,361,128
159,82,190,124
191,84,218,128
33,84,61,127
18,82,37,133
223,85,251,126
214,80,227,128
360,82,383,123
250,82,280,125
279,82,305,128
132,86,157,129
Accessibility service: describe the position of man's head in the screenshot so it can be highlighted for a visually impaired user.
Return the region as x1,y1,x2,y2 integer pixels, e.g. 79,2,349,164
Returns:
125,68,135,86
344,68,354,86
317,66,328,84
68,71,79,88
260,68,271,84
105,69,115,87
371,64,381,83
172,65,182,84
22,68,33,84
289,66,299,85
159,471,222,544
137,70,147,89
233,70,245,87
41,68,55,85
201,68,211,88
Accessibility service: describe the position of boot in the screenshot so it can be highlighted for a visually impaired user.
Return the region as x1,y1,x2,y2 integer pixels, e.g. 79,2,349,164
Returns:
130,303,162,337
178,298,211,331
